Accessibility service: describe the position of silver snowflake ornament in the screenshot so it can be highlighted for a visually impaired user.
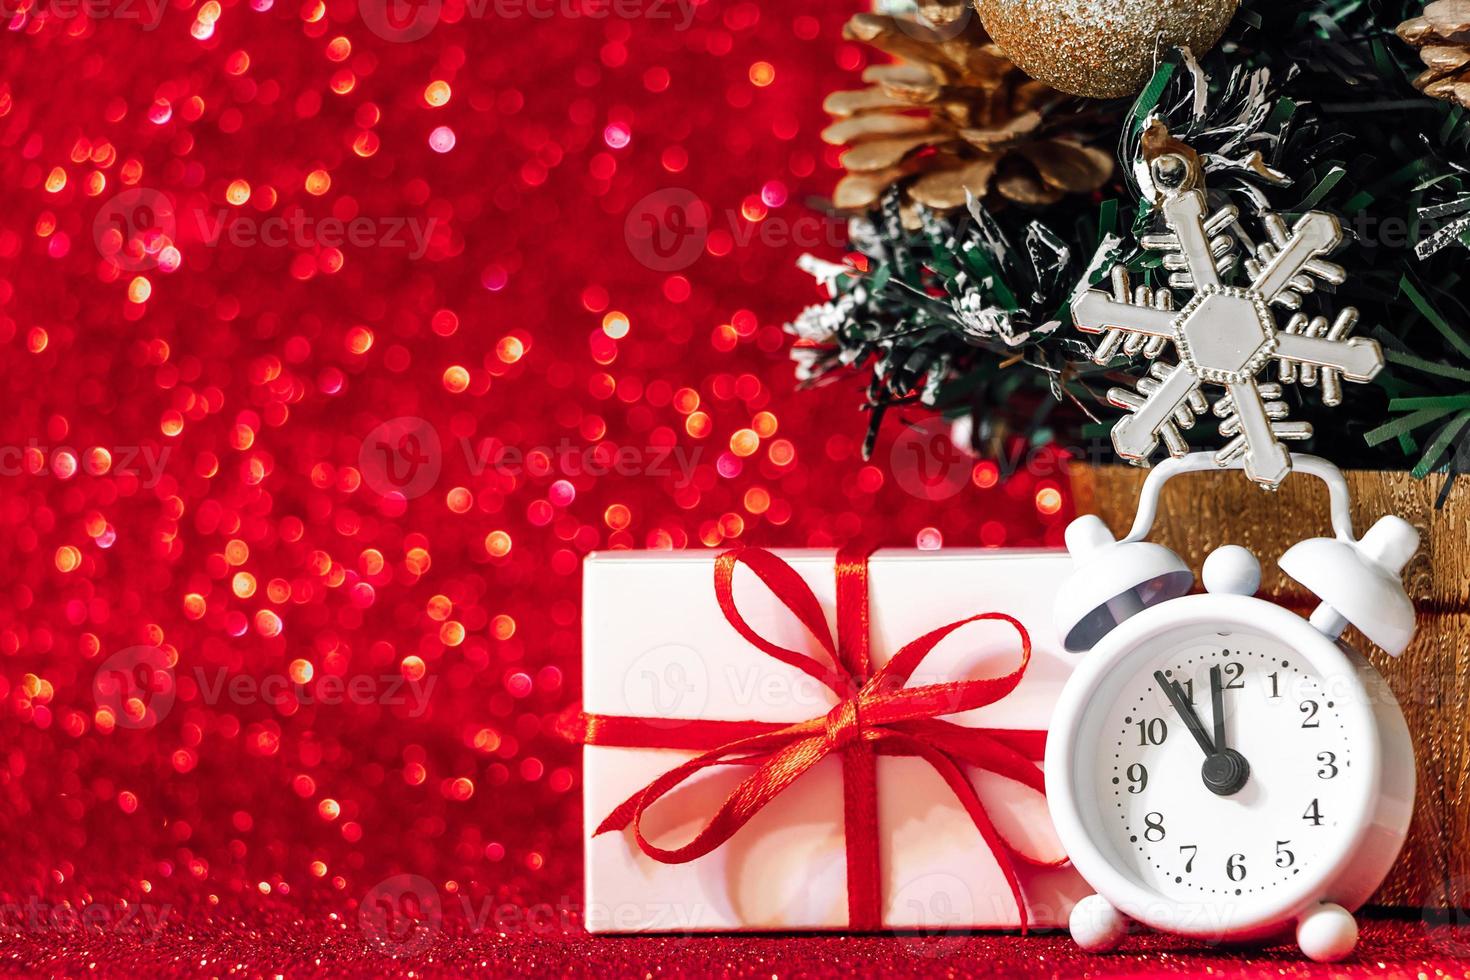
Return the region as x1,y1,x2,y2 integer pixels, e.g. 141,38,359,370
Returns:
1074,178,1385,489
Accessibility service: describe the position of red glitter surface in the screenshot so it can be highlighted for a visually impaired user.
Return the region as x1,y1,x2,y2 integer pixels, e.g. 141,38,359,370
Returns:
0,0,1454,975
3,912,1470,977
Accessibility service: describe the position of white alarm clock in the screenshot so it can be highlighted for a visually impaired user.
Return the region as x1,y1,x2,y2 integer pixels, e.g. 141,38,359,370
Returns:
1045,453,1420,962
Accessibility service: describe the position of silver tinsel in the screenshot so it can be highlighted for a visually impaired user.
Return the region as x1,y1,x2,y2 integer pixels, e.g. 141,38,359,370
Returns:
788,294,858,344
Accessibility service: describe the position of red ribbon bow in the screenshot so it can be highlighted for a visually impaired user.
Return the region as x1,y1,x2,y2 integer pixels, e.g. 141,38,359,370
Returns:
558,545,1064,931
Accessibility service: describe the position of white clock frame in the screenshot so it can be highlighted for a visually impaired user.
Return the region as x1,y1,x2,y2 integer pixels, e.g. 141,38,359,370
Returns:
1045,596,1415,949
1044,453,1419,961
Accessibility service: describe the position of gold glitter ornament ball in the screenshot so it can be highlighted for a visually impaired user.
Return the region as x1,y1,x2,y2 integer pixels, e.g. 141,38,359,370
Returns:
973,0,1240,99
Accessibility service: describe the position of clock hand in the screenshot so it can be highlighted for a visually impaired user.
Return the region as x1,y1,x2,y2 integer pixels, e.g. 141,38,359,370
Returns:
1152,671,1215,756
1202,664,1251,797
1210,665,1227,750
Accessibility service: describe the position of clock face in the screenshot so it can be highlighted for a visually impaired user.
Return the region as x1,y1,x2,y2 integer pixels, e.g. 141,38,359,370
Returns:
1087,626,1370,906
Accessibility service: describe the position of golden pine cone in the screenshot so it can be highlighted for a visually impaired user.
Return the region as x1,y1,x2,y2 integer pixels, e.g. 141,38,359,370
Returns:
822,12,1113,224
1397,0,1470,108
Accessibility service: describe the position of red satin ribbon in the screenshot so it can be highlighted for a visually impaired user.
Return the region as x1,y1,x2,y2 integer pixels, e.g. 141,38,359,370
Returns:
556,545,1064,932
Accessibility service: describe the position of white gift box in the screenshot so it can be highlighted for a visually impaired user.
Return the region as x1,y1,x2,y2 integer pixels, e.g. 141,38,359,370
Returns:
579,548,1090,933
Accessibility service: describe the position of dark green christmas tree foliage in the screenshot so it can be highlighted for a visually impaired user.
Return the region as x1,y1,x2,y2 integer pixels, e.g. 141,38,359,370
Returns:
789,0,1470,501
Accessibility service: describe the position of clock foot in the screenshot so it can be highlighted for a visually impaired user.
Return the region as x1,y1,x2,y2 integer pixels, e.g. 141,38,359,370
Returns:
1297,903,1358,962
1070,894,1127,952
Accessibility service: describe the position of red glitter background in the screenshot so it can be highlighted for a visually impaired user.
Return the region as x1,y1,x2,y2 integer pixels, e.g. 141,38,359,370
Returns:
0,0,1462,974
